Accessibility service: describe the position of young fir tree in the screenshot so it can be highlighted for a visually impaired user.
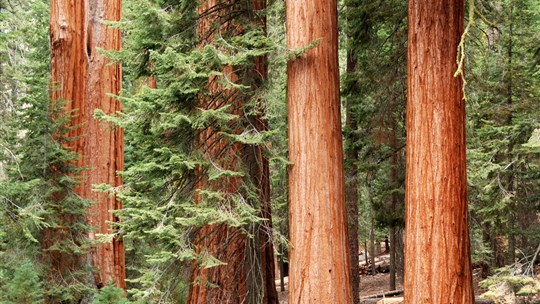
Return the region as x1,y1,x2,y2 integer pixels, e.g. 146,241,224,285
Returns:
343,1,361,300
343,0,407,291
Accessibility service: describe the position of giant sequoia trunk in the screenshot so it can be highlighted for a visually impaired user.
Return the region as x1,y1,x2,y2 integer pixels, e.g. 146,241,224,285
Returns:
49,0,125,291
84,0,125,289
45,0,89,292
404,0,473,303
186,0,278,303
286,0,353,302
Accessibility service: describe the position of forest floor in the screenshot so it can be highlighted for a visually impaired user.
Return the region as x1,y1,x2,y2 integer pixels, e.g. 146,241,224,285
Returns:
276,272,402,303
276,254,489,303
276,254,402,303
277,271,489,303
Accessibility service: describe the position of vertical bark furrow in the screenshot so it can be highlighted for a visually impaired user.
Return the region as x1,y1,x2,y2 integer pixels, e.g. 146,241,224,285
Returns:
85,0,125,289
404,0,473,303
49,0,125,291
286,0,353,302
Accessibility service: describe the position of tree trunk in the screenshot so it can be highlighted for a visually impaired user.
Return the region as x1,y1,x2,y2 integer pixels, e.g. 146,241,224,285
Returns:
187,1,248,300
345,48,360,304
85,0,125,289
505,4,516,266
286,0,353,301
48,0,125,292
279,252,287,292
364,240,369,266
389,123,399,291
404,0,473,303
395,228,404,282
187,1,278,303
389,227,396,290
46,0,89,294
244,3,279,299
369,213,377,275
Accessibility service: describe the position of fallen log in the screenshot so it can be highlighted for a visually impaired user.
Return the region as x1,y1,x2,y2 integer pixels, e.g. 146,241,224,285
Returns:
474,299,495,304
360,290,403,300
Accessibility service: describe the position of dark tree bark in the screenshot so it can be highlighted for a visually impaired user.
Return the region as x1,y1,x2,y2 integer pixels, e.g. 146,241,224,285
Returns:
369,213,377,276
404,0,474,303
389,227,397,290
244,3,279,301
345,45,360,304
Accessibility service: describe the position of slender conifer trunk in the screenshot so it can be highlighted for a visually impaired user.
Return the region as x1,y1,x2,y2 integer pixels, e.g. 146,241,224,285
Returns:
250,3,279,301
404,0,473,303
286,0,353,301
345,36,360,304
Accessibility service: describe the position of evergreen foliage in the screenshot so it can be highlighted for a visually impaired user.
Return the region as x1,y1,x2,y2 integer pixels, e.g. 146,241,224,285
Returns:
1,260,44,304
466,0,540,265
113,0,278,301
342,0,408,277
0,0,538,301
0,0,93,301
93,284,129,304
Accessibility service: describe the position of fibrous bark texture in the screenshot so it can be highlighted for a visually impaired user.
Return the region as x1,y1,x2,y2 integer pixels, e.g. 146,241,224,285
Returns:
49,0,125,290
85,0,125,289
404,0,473,303
187,0,278,303
46,0,89,287
286,0,353,302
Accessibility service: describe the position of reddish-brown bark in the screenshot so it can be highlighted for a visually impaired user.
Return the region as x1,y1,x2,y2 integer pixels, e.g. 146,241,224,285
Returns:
45,0,89,287
84,0,125,289
187,2,247,299
48,0,125,290
404,0,473,303
187,1,278,303
286,0,353,302
188,224,249,303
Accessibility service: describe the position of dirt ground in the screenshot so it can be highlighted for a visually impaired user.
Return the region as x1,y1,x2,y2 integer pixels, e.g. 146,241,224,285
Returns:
277,272,401,303
276,265,487,303
274,251,504,303
359,273,403,297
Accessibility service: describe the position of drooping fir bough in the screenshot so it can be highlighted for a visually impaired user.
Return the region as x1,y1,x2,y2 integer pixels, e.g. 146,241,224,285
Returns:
187,0,278,303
